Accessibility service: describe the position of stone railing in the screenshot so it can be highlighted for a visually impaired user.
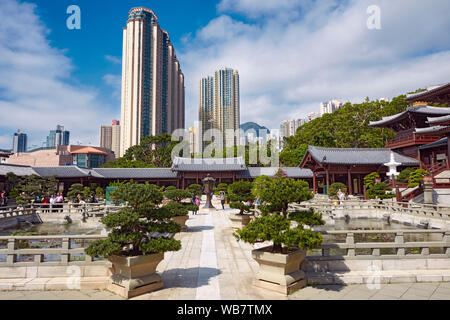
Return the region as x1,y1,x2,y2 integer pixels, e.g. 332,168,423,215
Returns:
0,235,107,266
292,200,450,221
309,229,450,260
0,203,123,221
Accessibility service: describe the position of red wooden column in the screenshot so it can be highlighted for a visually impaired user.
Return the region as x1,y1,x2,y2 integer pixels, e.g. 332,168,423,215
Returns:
347,168,353,195
313,172,317,194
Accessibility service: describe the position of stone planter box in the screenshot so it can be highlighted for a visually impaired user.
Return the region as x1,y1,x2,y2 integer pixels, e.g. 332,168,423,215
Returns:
107,253,164,298
252,246,307,295
229,213,253,229
172,215,189,232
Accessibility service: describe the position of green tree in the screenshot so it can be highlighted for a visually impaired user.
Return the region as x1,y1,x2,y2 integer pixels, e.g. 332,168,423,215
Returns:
85,181,182,258
408,169,430,188
16,175,57,204
366,183,396,200
67,183,85,200
187,184,202,196
227,181,255,215
364,172,380,190
397,167,416,184
328,182,347,198
252,175,314,217
214,183,228,195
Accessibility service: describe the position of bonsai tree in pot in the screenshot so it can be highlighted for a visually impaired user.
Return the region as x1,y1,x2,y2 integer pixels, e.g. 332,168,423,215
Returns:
234,175,324,295
85,181,182,298
227,181,255,229
164,188,198,231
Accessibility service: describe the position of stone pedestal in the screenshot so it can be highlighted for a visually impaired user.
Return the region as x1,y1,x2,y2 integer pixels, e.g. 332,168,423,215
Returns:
252,246,307,295
424,181,433,204
172,215,189,232
107,254,164,299
229,213,253,229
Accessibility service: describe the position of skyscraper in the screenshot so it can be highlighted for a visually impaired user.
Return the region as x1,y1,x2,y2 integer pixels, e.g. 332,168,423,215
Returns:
199,67,240,151
100,120,121,157
120,7,185,157
12,130,27,153
46,125,70,148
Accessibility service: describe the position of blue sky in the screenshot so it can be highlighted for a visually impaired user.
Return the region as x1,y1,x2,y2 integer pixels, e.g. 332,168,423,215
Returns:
0,0,450,149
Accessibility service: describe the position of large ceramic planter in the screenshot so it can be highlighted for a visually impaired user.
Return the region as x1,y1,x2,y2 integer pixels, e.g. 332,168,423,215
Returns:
107,253,164,298
252,246,307,295
229,213,253,229
172,215,189,232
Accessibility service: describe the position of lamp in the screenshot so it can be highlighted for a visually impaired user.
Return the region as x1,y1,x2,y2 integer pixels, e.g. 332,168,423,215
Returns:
202,174,216,210
384,152,401,201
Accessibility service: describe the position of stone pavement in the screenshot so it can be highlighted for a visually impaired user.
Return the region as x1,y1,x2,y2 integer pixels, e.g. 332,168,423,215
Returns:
1,205,450,300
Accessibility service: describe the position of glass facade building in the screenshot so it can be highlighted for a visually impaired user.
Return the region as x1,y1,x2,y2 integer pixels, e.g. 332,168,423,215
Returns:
12,130,27,153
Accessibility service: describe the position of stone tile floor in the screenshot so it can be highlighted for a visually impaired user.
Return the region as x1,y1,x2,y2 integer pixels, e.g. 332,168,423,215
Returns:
1,205,450,301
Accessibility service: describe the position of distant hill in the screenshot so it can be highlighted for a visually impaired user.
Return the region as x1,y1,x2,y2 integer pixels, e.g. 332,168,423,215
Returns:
240,122,270,137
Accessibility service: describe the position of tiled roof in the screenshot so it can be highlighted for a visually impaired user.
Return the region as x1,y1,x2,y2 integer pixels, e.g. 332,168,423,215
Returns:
306,146,420,166
70,147,108,155
0,164,37,176
370,105,450,127
419,137,448,150
237,167,313,179
93,168,178,179
414,126,450,134
32,166,103,178
406,83,450,100
172,157,247,171
428,114,450,125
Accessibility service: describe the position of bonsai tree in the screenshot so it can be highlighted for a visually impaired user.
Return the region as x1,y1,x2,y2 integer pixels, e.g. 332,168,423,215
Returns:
214,183,228,195
227,181,254,215
67,183,85,200
164,188,198,215
364,172,380,190
187,184,202,196
252,175,314,216
328,182,347,199
85,181,182,258
8,188,20,199
95,186,105,199
234,214,323,253
235,175,323,253
397,167,416,184
408,169,430,188
366,182,396,200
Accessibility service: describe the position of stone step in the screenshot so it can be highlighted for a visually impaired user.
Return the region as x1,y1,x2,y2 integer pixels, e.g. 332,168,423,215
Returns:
0,277,109,291
306,269,450,285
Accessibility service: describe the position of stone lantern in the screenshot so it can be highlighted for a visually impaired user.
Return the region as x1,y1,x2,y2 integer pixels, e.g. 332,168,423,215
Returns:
384,151,401,201
202,174,216,210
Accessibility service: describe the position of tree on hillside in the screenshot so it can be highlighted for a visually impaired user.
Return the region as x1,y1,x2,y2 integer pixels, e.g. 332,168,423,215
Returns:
101,134,181,168
280,95,410,166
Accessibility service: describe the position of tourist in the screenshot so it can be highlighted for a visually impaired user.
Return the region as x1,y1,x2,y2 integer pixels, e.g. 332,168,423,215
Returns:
88,192,98,203
194,195,200,215
41,195,50,213
56,193,64,212
0,191,8,207
338,189,345,205
50,194,57,213
220,191,226,210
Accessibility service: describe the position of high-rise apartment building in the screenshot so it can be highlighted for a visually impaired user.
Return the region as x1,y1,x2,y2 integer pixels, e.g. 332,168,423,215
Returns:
12,130,27,153
199,67,240,151
100,120,121,157
320,99,343,116
120,7,185,157
46,125,70,148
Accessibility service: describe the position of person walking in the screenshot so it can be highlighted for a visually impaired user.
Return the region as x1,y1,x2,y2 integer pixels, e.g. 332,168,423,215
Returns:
220,191,226,210
194,195,200,215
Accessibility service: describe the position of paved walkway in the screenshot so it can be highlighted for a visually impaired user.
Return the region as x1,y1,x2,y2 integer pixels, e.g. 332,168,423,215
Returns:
1,205,450,300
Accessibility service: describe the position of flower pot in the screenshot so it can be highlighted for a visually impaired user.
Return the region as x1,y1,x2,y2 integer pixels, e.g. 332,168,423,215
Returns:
172,215,189,231
229,213,253,229
107,253,164,298
251,246,307,295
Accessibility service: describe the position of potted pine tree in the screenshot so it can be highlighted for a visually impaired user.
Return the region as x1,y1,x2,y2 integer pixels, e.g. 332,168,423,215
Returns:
227,181,255,229
234,174,324,294
85,181,182,298
164,188,198,231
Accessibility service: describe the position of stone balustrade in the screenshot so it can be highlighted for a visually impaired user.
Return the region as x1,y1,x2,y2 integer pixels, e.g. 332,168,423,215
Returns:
0,235,108,266
309,229,450,260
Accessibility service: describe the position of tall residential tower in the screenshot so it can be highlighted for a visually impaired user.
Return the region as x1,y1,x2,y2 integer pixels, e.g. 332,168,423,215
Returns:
120,7,185,157
199,67,240,151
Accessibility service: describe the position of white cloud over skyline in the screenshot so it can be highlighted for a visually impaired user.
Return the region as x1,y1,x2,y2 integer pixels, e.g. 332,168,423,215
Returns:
180,0,450,130
0,0,116,149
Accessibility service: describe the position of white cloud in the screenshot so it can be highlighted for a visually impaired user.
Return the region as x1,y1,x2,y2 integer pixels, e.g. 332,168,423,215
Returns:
103,74,121,99
105,55,121,64
0,0,116,148
180,0,450,131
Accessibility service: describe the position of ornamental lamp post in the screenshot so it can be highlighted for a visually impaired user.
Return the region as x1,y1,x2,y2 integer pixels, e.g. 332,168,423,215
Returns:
202,174,216,210
384,151,401,202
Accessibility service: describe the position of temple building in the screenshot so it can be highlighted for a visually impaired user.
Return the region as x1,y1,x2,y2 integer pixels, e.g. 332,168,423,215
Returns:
405,83,450,106
299,146,419,195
